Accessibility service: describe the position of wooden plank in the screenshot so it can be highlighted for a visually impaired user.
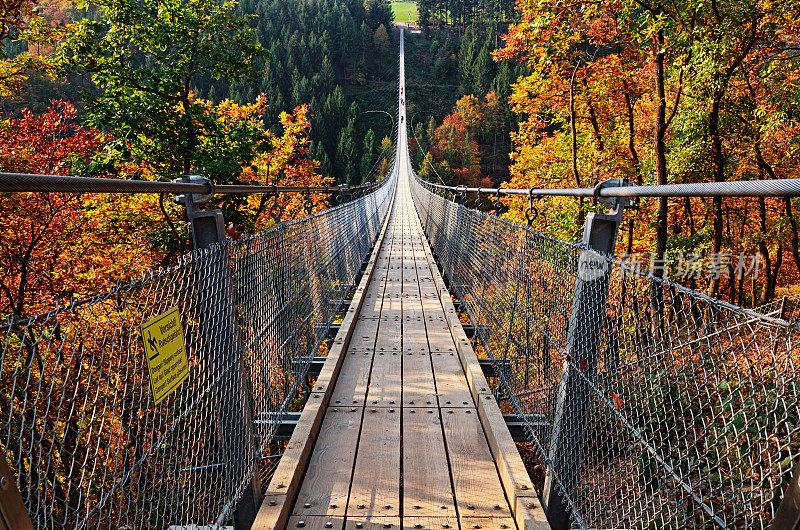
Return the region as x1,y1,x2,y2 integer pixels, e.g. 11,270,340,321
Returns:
330,350,373,406
403,326,428,354
375,312,402,352
365,349,402,406
402,408,456,517
401,351,437,407
360,293,386,318
385,272,404,284
256,493,287,529
378,294,403,324
347,405,401,517
287,515,345,530
431,352,474,408
402,292,422,303
349,318,380,351
403,511,458,530
292,407,362,518
343,516,400,530
403,516,457,530
461,517,517,530
513,496,550,530
441,407,512,519
403,298,426,322
426,328,456,354
424,313,447,327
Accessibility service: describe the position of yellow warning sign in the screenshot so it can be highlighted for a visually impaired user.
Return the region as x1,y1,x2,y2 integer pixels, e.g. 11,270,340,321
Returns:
141,307,189,405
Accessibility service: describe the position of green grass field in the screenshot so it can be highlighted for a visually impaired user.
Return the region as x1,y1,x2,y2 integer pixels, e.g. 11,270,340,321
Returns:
391,1,418,23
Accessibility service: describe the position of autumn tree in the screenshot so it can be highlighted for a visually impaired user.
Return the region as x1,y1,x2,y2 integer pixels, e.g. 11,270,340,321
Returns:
375,136,394,180
674,0,799,297
0,101,104,318
496,0,800,305
373,24,392,56
422,111,481,186
56,0,265,178
0,0,59,96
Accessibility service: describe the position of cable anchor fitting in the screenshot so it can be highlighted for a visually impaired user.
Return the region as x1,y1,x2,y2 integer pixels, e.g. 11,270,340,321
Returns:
524,189,539,227
493,188,508,215
303,185,314,216
269,185,284,224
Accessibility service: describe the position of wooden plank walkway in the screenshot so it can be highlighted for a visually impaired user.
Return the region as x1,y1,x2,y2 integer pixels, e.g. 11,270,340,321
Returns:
289,179,515,530
253,28,548,530
253,170,549,530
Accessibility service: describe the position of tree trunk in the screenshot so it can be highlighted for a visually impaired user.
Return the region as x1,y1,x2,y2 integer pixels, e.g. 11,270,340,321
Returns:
754,141,800,276
653,28,668,281
768,245,783,302
182,95,197,175
586,97,605,152
650,25,668,339
568,64,584,227
758,195,772,305
784,197,800,275
624,93,641,255
708,95,725,299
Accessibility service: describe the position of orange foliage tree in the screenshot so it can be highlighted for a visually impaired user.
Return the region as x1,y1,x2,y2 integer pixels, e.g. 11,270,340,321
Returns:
235,103,330,233
0,96,328,318
419,95,484,187
495,0,800,305
0,101,105,317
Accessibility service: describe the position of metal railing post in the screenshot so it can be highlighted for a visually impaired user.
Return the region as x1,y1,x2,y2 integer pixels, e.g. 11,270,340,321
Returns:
183,177,261,528
541,180,626,530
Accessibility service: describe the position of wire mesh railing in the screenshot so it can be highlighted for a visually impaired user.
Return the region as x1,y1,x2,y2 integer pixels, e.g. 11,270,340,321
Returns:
409,173,799,529
0,171,396,528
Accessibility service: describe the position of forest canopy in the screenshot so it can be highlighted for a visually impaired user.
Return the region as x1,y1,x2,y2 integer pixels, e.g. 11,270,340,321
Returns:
3,0,800,317
489,0,800,306
0,0,398,318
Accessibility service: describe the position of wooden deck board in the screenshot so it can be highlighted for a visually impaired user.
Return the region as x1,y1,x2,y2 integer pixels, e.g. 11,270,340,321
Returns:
401,351,437,407
287,515,344,530
374,311,402,352
347,407,401,517
441,405,512,519
330,351,374,407
364,349,402,406
461,517,517,530
430,352,474,408
292,408,363,518
402,408,456,517
402,516,457,530
343,516,400,530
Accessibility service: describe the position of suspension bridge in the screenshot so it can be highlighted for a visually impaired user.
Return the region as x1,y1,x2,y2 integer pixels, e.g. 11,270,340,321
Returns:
1,29,798,530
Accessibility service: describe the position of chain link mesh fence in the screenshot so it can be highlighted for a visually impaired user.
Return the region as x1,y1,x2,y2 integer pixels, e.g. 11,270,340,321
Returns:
410,174,799,529
0,174,395,528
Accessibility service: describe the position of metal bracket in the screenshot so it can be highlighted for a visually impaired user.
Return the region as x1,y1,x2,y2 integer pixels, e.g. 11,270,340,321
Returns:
173,174,213,205
176,175,226,251
593,178,635,213
542,178,627,530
